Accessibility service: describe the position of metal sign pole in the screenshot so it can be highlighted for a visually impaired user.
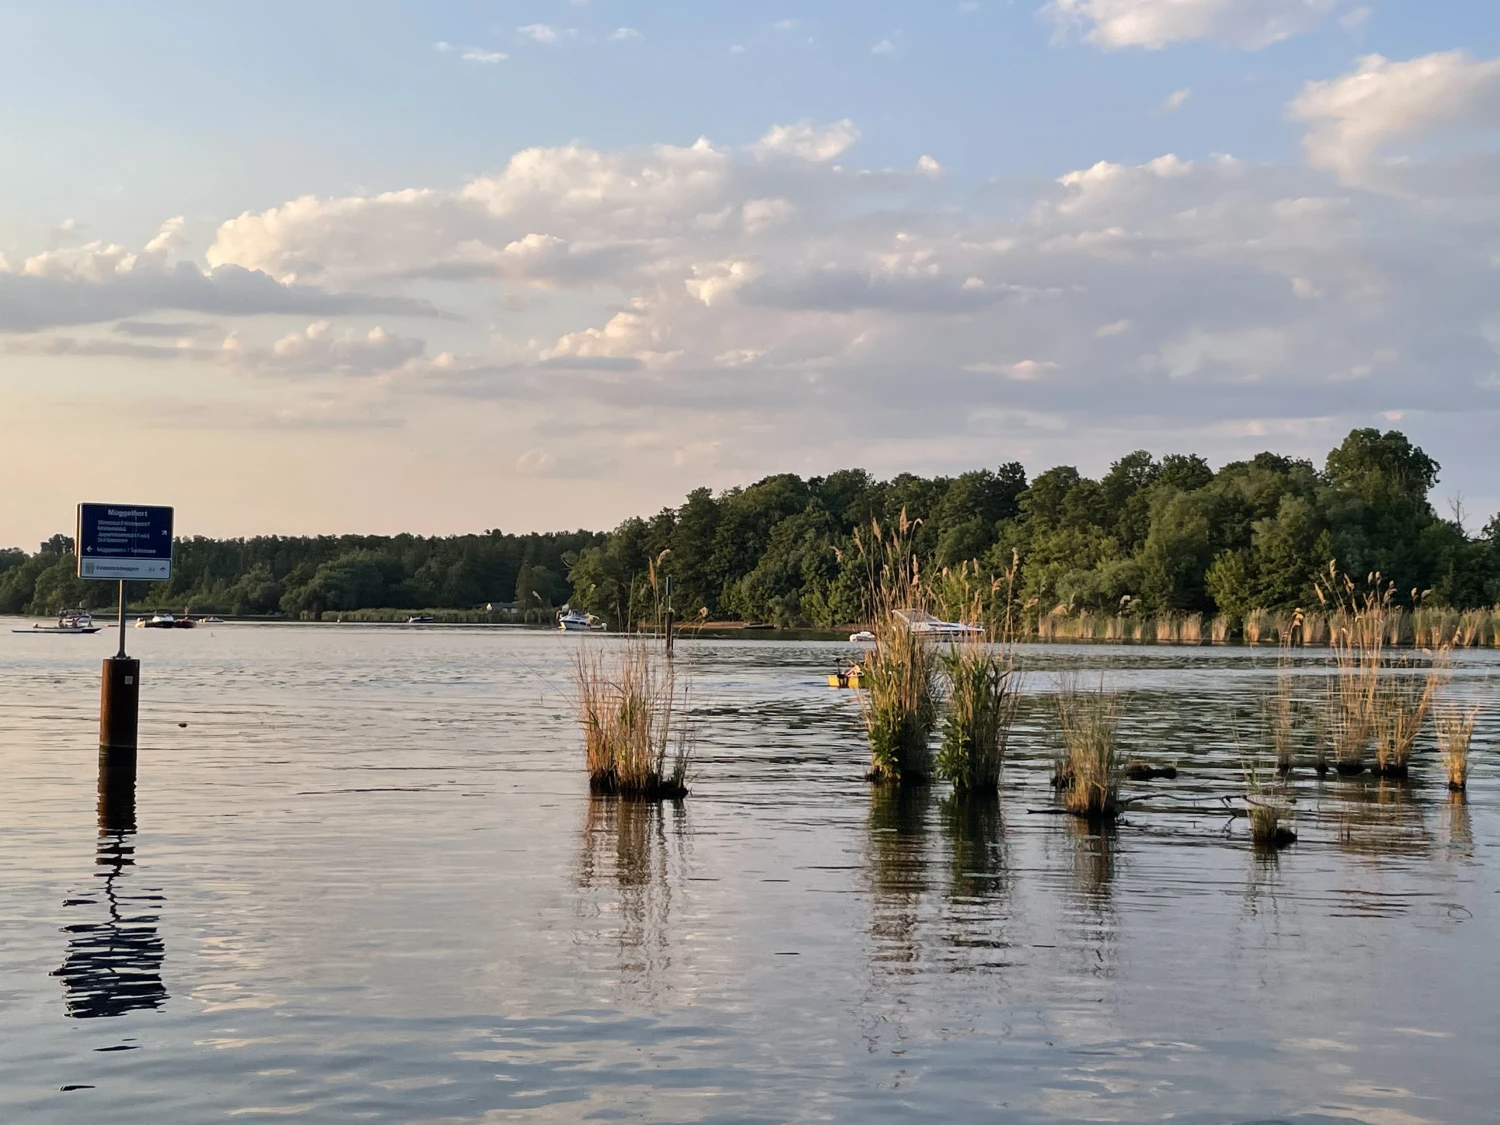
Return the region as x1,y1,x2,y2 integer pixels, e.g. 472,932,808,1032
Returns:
117,579,126,659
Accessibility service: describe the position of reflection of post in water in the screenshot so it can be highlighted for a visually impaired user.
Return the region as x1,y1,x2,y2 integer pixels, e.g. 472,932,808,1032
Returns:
577,797,683,984
865,785,932,970
52,754,167,1019
1332,778,1430,859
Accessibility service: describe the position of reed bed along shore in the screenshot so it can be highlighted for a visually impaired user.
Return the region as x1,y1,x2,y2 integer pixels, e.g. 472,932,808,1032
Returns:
574,642,691,800
1024,605,1500,647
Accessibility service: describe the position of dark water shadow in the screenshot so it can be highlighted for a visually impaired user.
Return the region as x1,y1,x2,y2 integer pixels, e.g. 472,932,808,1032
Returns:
52,758,167,1019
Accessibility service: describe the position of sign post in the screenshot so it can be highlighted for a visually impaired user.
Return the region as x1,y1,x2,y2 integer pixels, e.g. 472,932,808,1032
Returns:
77,504,174,759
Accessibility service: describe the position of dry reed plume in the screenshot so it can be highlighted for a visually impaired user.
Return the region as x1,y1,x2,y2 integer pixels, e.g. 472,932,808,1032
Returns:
1372,656,1446,778
856,512,941,785
1056,678,1122,819
1435,704,1479,792
575,642,691,799
1317,567,1389,775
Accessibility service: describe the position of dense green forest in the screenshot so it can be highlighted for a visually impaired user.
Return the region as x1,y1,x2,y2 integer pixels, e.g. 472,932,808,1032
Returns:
3,429,1497,626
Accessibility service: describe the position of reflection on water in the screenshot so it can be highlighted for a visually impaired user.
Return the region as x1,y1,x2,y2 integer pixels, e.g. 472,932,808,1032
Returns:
576,797,686,991
1331,778,1431,859
1443,791,1473,858
52,759,167,1020
939,793,1008,903
865,786,932,971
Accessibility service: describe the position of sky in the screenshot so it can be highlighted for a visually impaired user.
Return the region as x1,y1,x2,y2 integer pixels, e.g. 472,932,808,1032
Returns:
3,0,1499,547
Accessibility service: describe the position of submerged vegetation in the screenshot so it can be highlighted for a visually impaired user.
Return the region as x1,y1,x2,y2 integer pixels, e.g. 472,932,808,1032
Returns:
574,643,691,800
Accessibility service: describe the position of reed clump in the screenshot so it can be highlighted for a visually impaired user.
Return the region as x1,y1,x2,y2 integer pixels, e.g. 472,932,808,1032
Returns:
857,512,941,785
1435,704,1479,792
1371,656,1445,779
575,643,690,800
1244,765,1296,848
1317,568,1389,776
1269,610,1302,774
939,641,1020,792
1056,679,1122,819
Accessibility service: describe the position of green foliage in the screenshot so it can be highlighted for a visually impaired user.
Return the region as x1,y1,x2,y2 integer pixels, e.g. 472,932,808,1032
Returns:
3,429,1494,626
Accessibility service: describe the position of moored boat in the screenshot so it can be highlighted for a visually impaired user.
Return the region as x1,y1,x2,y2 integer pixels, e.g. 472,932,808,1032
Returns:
892,609,983,636
557,609,607,632
12,610,101,635
136,613,178,629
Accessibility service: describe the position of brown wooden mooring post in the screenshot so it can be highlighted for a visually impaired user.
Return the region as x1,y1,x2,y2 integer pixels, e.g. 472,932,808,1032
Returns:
663,575,674,656
100,655,140,757
100,579,140,757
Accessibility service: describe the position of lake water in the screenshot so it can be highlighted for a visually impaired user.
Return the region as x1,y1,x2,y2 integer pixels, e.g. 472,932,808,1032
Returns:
1,620,1496,1123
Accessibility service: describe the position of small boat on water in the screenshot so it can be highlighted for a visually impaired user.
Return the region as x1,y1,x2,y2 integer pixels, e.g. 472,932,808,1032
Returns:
849,630,876,643
828,659,867,689
136,613,195,629
201,616,225,625
12,610,101,635
893,609,983,636
406,614,435,624
557,609,607,632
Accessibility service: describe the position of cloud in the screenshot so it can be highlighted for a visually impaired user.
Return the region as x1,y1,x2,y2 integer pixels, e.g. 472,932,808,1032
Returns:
1161,88,1191,111
916,154,944,179
752,119,860,162
872,39,896,56
17,82,1496,482
0,255,437,333
518,24,572,44
1045,0,1340,51
772,19,799,31
515,448,558,476
609,27,643,41
461,48,507,63
1289,50,1500,186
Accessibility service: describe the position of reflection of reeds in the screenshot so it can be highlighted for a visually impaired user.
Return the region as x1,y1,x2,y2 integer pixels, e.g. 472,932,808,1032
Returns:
577,797,682,988
866,785,931,968
940,793,1006,902
1434,704,1479,792
575,642,691,799
1332,779,1429,859
857,513,940,785
1066,816,1115,899
1057,678,1122,819
938,639,1020,792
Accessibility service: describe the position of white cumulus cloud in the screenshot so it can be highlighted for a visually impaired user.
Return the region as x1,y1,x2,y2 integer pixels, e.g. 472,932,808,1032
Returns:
752,119,860,162
1045,0,1340,51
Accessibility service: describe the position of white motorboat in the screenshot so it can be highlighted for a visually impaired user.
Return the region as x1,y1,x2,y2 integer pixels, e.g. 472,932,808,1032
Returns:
892,609,984,637
136,613,177,629
13,610,101,635
557,609,607,632
849,630,876,643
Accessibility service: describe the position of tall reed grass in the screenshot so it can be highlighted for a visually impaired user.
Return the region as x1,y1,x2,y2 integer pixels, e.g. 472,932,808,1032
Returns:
1056,678,1122,819
938,640,1020,792
1435,704,1479,792
1372,658,1444,778
857,513,941,785
575,642,691,799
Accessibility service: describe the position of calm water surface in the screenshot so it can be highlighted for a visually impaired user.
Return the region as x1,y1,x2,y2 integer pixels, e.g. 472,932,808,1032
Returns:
1,621,1496,1123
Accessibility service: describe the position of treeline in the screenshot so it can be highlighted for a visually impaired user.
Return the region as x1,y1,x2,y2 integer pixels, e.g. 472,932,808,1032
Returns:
0,530,602,617
565,429,1499,628
3,429,1496,626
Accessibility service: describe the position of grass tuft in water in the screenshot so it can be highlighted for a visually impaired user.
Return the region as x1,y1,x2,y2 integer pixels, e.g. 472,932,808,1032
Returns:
1244,764,1296,849
575,642,691,800
1435,704,1479,792
1056,678,1122,820
856,512,941,785
937,640,1018,792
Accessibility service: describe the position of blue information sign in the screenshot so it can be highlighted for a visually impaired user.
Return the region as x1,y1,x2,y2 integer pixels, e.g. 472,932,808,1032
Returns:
76,503,175,581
